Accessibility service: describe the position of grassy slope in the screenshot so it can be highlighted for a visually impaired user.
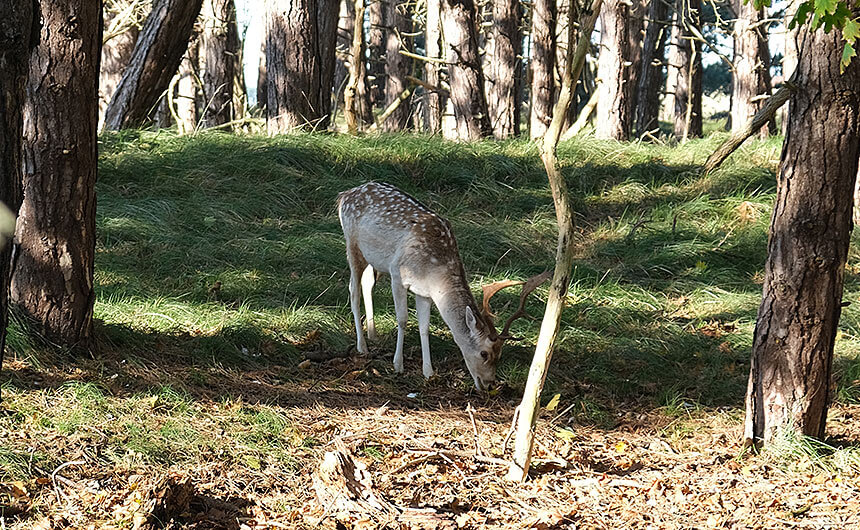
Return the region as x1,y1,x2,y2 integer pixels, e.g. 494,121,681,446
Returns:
3,130,860,526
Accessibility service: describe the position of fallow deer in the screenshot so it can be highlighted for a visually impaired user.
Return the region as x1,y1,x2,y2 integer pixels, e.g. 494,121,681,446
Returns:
337,182,549,389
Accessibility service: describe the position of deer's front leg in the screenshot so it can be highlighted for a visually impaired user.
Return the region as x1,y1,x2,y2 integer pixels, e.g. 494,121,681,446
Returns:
415,295,434,379
390,274,408,373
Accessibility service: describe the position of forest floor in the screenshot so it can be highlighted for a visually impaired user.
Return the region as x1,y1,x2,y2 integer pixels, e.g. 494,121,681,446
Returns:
2,130,860,529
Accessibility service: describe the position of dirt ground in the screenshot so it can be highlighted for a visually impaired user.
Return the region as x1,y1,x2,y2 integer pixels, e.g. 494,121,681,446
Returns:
2,352,860,530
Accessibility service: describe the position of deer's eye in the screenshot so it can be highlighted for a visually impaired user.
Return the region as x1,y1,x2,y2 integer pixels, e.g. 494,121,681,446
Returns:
480,351,489,361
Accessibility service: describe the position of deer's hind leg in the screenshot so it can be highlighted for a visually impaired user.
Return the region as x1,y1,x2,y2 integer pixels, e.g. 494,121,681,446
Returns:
346,241,370,354
361,265,378,341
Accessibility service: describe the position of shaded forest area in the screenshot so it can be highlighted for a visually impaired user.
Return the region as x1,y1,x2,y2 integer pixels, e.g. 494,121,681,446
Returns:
2,0,860,528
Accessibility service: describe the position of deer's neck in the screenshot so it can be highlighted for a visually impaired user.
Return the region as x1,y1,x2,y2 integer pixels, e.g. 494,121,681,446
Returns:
434,281,479,347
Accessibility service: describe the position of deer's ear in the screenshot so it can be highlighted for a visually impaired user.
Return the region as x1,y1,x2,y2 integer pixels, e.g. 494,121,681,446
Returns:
465,306,480,337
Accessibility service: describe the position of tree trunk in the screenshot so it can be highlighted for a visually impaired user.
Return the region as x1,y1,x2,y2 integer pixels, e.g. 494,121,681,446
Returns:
666,0,702,140
780,0,800,135
99,1,147,130
508,0,603,482
441,0,492,140
367,0,387,107
595,0,633,140
265,0,338,133
529,0,556,140
13,0,100,350
425,0,444,133
335,0,355,107
344,0,373,132
744,23,860,446
0,0,39,390
382,0,412,131
102,0,203,130
201,0,238,126
489,0,521,139
635,0,669,136
176,37,200,134
731,0,774,138
257,36,267,110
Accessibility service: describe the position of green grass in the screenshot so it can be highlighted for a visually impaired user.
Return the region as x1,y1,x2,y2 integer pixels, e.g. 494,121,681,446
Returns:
6,127,860,429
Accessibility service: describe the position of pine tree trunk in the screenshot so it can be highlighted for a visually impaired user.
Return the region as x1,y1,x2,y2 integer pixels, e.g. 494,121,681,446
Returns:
102,0,203,130
780,0,800,135
176,38,200,134
666,0,701,140
595,0,633,140
489,0,521,139
382,0,412,131
731,0,774,138
441,0,492,140
265,0,338,132
635,0,669,136
99,2,147,130
335,0,355,107
626,0,644,124
201,0,238,126
257,36,267,110
425,0,444,133
13,0,100,349
744,23,860,446
529,0,556,140
368,0,387,108
0,0,39,385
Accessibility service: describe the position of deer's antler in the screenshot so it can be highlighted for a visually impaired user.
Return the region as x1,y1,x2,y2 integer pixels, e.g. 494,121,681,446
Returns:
481,271,552,340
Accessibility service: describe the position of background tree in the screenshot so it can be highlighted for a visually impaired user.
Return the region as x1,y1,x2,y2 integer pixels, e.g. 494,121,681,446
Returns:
635,0,670,136
13,0,100,349
529,0,557,140
442,0,492,140
595,0,634,140
257,37,267,111
744,13,860,446
0,0,38,393
425,0,445,133
383,1,413,131
666,0,702,140
175,36,200,134
368,0,387,107
201,0,240,126
102,0,202,130
731,0,774,137
265,0,338,132
489,0,521,138
99,1,149,129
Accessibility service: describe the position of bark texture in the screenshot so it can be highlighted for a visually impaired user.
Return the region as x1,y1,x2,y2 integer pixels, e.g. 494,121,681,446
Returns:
14,0,100,349
595,0,632,140
0,0,39,383
367,0,387,107
257,36,267,109
441,0,492,140
382,0,412,131
265,0,339,133
102,0,202,130
635,0,669,135
529,0,556,140
344,0,373,132
489,0,521,138
201,0,239,126
731,0,774,138
744,24,860,445
666,0,702,140
99,2,146,129
425,0,444,133
175,37,200,134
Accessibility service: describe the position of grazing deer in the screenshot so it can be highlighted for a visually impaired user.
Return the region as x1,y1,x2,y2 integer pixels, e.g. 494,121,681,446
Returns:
337,182,549,389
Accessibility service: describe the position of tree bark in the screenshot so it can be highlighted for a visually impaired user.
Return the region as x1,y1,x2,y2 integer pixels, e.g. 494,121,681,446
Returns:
731,0,774,138
425,0,444,133
382,0,412,131
441,0,492,140
99,1,148,129
257,35,267,110
265,0,338,133
102,0,202,130
201,0,239,126
335,0,355,106
595,0,633,140
744,23,860,446
0,0,39,390
635,0,669,136
175,37,200,134
489,0,521,139
13,0,100,349
666,0,702,140
344,0,373,132
509,0,603,482
367,0,387,107
529,0,556,140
